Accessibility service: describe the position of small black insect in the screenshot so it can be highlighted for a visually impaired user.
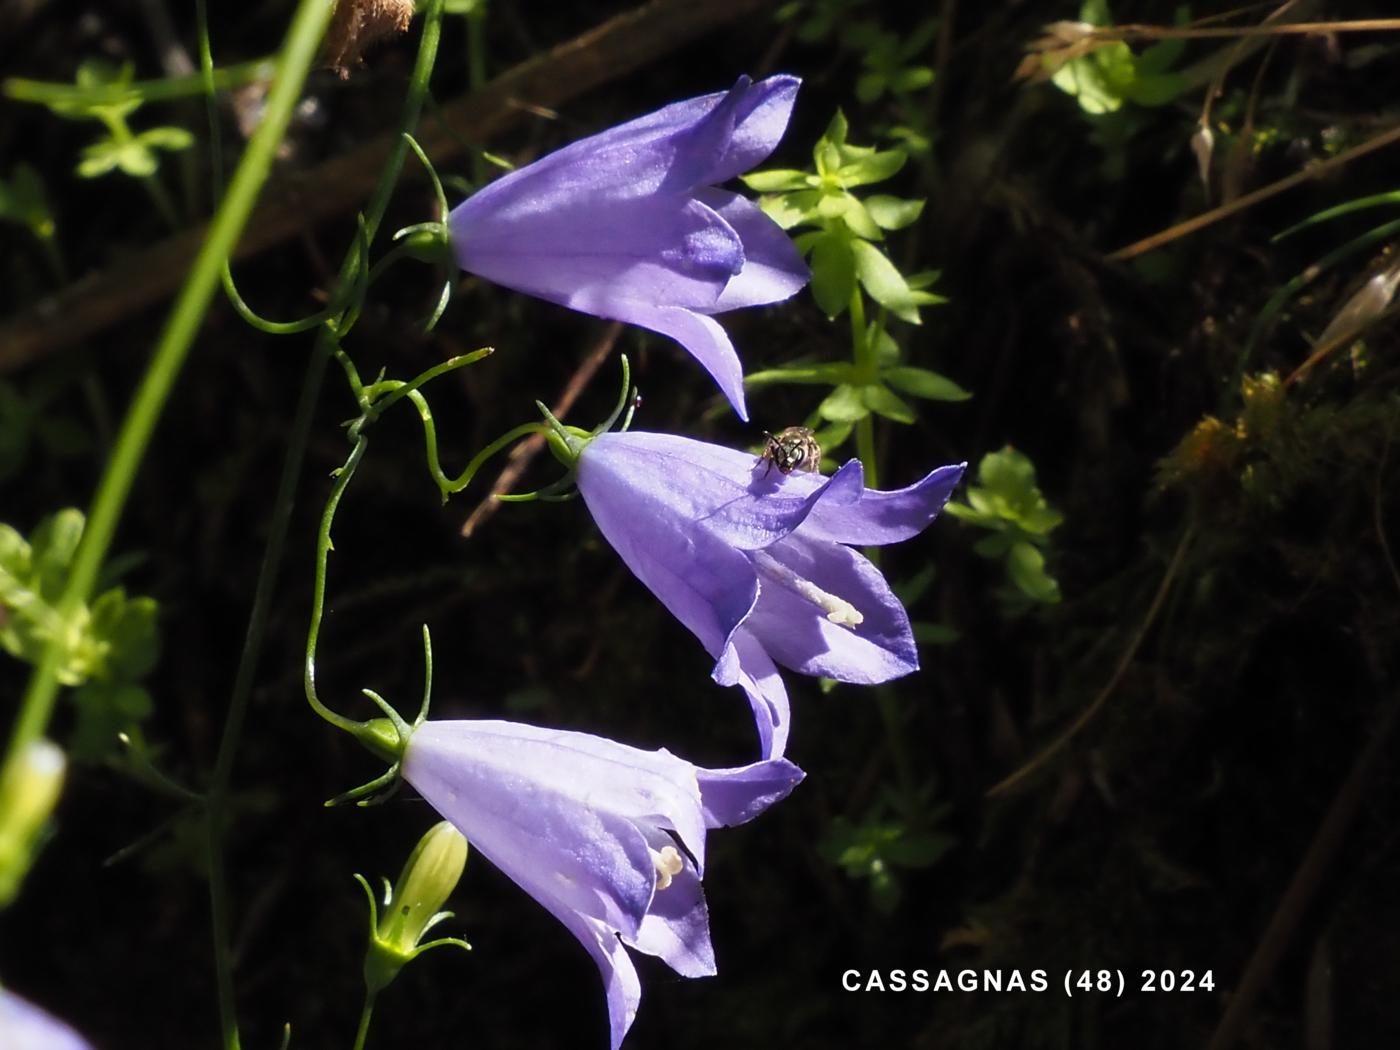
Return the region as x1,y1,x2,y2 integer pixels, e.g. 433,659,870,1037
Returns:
759,426,822,476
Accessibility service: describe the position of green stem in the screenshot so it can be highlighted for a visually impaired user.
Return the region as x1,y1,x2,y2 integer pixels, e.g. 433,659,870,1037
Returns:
848,289,880,490
304,430,372,733
4,58,278,108
351,991,378,1050
197,4,445,1049
5,0,332,794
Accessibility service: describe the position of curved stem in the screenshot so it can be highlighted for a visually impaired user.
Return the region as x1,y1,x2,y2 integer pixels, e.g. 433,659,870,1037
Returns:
197,4,446,1049
304,433,373,733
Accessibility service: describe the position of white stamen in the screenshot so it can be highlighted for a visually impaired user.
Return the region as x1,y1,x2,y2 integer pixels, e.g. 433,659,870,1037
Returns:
751,550,864,627
652,846,684,890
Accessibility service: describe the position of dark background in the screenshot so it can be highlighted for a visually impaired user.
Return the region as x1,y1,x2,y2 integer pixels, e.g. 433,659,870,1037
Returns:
2,1,1398,1047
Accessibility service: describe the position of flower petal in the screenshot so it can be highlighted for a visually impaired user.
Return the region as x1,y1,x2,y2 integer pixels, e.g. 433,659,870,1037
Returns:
577,445,762,657
665,75,802,190
452,195,743,311
696,757,805,827
696,190,810,310
712,627,792,759
402,722,658,938
795,461,967,546
535,901,642,1050
448,76,798,214
0,991,94,1050
744,534,919,682
601,304,751,419
581,432,864,550
629,864,716,978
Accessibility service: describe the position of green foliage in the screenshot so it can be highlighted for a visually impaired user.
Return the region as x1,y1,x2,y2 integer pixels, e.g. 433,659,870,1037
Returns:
1047,1,1189,116
743,113,961,442
819,783,954,914
747,111,940,323
0,509,160,760
45,60,193,181
946,447,1063,606
847,19,938,106
0,164,57,241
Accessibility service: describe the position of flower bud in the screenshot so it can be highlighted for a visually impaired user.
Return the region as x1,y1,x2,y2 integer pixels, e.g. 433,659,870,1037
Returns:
361,820,469,993
0,739,67,907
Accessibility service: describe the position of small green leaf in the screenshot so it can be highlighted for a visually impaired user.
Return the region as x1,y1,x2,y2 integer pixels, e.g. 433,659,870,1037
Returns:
860,383,916,424
757,189,819,230
851,240,920,323
89,589,160,681
741,169,812,192
137,125,194,152
864,195,924,230
745,362,854,388
890,66,935,94
818,384,870,423
1006,541,1061,603
809,231,857,318
834,148,906,188
883,366,971,401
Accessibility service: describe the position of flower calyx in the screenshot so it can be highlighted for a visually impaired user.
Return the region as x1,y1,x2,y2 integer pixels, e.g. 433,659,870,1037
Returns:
357,820,471,995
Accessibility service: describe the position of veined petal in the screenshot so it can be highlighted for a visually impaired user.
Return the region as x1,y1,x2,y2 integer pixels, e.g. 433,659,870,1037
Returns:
696,757,805,827
696,190,810,310
452,195,743,311
629,865,716,978
600,305,751,419
712,628,791,759
665,75,802,191
577,459,761,654
580,432,863,550
449,76,799,212
744,534,919,683
534,897,642,1050
796,462,968,546
402,722,658,938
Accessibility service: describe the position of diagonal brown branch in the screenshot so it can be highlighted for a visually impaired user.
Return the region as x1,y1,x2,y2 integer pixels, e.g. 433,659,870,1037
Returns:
0,0,778,373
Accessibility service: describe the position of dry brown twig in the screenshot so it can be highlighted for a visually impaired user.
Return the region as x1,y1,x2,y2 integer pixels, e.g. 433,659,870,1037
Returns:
459,322,621,537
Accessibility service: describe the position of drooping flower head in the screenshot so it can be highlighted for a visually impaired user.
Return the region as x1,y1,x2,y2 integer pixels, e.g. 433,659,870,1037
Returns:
0,989,94,1050
399,718,803,1050
574,431,966,759
448,75,810,421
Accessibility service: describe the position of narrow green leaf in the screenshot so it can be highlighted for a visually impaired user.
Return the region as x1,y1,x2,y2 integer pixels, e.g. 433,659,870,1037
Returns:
810,231,856,318
860,383,916,424
818,384,870,423
851,240,920,323
884,366,971,401
865,195,924,230
741,169,811,192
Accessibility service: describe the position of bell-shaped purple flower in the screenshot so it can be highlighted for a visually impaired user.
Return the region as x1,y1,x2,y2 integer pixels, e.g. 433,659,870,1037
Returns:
400,718,803,1050
447,75,810,421
574,432,966,759
0,989,94,1050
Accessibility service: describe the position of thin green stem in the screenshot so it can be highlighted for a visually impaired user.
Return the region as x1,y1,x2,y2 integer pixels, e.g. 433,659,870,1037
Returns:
351,991,378,1050
5,0,333,793
139,173,181,232
4,58,278,108
304,431,373,733
848,289,881,490
420,417,551,498
196,5,446,1050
